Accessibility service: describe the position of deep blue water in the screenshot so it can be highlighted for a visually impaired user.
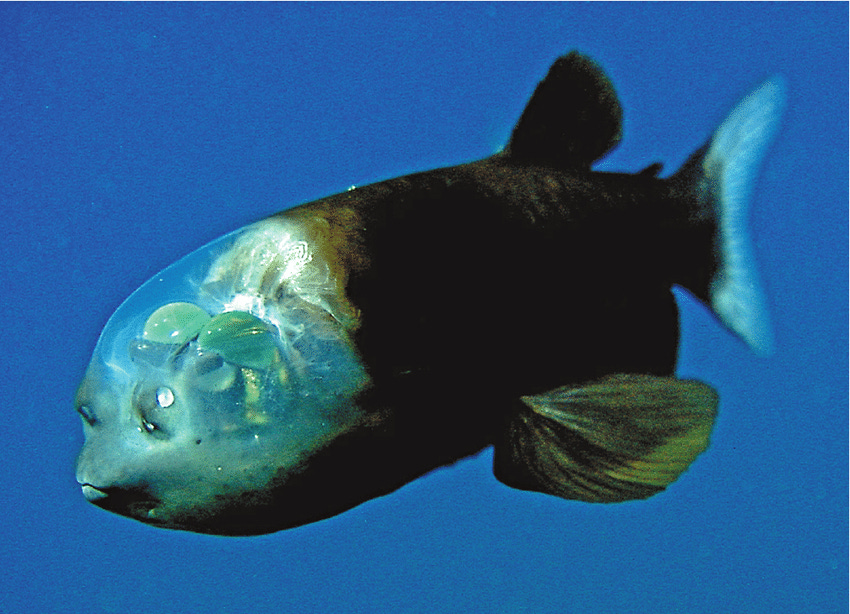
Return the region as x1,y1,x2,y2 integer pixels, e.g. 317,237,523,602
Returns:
0,4,846,613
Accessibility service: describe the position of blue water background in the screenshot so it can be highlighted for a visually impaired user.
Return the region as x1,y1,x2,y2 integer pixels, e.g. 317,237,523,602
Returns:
0,4,846,613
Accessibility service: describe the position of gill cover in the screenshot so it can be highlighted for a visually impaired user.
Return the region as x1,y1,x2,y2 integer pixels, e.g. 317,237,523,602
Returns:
75,216,370,529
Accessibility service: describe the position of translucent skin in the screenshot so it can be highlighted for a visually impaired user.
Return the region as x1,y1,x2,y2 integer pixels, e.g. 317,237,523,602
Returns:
75,217,370,530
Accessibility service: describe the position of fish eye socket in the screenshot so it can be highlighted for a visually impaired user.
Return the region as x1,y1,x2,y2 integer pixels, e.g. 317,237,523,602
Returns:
76,404,97,426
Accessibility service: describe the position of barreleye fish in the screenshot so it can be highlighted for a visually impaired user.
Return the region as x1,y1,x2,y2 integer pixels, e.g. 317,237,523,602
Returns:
74,52,784,536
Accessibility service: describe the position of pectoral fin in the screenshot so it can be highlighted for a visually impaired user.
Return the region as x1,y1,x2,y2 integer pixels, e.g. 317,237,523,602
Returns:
494,374,718,503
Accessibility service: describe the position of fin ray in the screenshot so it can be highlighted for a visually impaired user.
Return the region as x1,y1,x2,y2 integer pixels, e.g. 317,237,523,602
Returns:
698,78,786,356
494,374,718,503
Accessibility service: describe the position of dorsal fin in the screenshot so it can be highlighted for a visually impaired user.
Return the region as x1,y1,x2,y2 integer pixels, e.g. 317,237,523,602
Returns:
507,51,623,170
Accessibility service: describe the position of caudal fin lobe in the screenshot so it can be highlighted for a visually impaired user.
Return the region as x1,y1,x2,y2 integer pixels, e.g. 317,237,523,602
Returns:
679,78,786,356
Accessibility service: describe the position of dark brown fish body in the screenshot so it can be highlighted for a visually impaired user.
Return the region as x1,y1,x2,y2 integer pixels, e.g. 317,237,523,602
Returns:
74,53,783,535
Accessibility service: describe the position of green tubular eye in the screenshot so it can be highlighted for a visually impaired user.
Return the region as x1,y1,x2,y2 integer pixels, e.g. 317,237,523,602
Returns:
197,311,279,370
143,302,211,345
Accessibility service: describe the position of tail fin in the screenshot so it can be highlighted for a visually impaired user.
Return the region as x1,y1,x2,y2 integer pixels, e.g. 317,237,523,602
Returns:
678,78,786,356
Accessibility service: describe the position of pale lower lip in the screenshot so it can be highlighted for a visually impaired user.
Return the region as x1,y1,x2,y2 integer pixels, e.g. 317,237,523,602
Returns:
81,484,108,502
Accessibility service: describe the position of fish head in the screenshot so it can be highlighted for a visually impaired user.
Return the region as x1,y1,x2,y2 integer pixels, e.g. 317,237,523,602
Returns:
74,218,370,534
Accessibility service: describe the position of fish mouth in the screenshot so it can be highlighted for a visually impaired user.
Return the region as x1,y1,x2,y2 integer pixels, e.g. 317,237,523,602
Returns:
80,484,109,502
79,483,162,523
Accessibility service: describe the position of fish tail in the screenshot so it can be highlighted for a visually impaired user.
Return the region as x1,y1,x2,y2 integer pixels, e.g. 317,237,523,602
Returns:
673,78,786,356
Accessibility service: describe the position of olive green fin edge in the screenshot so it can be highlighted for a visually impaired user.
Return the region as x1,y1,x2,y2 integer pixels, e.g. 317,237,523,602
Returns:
493,374,719,503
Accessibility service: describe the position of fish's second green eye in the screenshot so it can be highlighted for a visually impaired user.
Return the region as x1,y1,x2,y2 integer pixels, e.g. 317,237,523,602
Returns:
198,311,279,370
143,302,211,345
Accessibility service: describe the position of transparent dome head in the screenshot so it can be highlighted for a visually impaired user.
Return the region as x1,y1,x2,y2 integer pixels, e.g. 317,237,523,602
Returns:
75,216,371,525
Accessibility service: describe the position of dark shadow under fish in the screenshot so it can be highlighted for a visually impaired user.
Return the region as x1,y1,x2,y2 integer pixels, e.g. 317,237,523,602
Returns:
74,52,784,535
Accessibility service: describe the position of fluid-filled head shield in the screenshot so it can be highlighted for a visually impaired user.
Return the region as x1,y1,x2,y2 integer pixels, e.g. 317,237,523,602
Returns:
74,216,370,533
